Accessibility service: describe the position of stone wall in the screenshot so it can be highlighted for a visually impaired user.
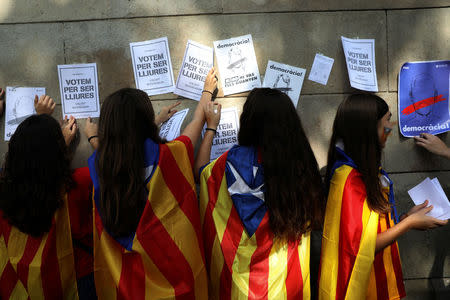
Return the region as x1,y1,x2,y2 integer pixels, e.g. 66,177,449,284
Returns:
1,1,449,298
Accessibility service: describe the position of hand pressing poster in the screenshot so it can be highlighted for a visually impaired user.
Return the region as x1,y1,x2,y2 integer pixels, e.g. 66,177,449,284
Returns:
262,60,306,107
398,60,450,137
203,107,240,161
213,34,261,95
58,63,100,119
159,108,189,141
130,37,175,96
174,40,214,101
4,86,45,141
341,36,378,92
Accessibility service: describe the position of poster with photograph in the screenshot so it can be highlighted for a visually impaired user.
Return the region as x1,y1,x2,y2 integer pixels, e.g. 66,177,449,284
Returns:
174,40,213,101
4,87,45,141
398,60,450,137
159,108,189,141
130,37,175,96
262,60,306,107
58,63,100,119
341,36,378,92
213,34,261,95
203,107,240,161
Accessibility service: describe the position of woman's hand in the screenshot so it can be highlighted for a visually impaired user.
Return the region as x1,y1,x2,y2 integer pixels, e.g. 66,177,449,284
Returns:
205,102,221,129
0,88,5,117
406,201,448,230
34,95,56,115
61,116,78,146
414,133,450,159
155,101,181,125
203,68,218,94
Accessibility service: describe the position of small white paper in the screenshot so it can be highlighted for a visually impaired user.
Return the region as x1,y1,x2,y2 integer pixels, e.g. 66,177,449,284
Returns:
407,177,450,220
130,37,175,96
341,36,378,92
308,53,334,85
5,87,45,141
174,40,213,101
159,108,189,141
203,107,239,161
58,63,100,119
213,34,261,96
262,60,306,107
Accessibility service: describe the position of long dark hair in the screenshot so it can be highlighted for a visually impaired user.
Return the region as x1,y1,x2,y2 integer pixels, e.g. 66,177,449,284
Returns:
325,93,390,213
96,88,164,237
238,88,324,242
0,114,73,237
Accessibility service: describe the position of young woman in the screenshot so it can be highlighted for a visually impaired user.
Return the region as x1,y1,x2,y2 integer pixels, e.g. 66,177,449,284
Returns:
319,94,447,300
198,88,325,299
84,69,220,299
0,96,94,299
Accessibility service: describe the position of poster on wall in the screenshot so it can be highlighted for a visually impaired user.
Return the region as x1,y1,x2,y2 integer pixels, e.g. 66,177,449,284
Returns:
398,60,450,137
58,63,100,119
174,40,214,101
308,53,334,86
262,60,306,107
213,34,261,95
130,37,175,96
4,86,45,141
159,108,189,141
203,107,240,161
341,36,378,92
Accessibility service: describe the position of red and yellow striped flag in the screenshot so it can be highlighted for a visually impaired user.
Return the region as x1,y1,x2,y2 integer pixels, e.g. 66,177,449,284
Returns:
319,164,405,300
199,150,311,300
89,136,208,300
0,195,79,300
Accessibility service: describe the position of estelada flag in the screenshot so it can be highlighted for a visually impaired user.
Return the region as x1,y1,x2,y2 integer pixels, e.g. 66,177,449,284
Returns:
88,136,208,300
0,196,79,299
199,145,311,299
319,147,405,300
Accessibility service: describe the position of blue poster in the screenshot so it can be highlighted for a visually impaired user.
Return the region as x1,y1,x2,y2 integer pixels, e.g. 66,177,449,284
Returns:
398,60,450,137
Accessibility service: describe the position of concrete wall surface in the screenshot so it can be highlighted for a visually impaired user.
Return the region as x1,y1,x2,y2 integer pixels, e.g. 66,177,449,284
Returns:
0,1,449,298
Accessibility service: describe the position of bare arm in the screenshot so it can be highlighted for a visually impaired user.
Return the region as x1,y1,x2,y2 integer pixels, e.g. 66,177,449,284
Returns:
181,68,217,145
194,102,221,182
0,88,4,117
84,117,99,150
375,200,448,252
414,133,450,159
155,101,181,126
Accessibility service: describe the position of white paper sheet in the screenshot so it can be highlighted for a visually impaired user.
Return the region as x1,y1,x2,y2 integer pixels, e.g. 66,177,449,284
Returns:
341,36,378,92
213,34,261,96
159,108,189,141
130,37,175,96
4,87,45,141
203,107,239,161
407,177,450,220
308,53,334,85
262,60,306,107
174,40,213,101
58,63,100,119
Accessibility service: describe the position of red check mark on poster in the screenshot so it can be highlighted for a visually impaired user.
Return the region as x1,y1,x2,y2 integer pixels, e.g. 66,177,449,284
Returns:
401,94,447,115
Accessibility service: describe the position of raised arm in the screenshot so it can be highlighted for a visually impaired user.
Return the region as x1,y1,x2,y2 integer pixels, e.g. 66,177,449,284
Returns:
181,68,218,145
414,133,450,159
155,101,181,126
194,102,221,182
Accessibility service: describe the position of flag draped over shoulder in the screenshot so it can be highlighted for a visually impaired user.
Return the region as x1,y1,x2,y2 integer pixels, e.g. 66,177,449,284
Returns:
0,196,79,300
199,145,311,300
319,147,405,300
89,135,208,300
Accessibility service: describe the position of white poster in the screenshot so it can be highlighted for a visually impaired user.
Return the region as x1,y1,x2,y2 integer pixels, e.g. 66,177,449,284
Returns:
213,34,261,95
58,63,100,119
407,177,450,220
341,36,378,92
159,108,189,141
308,53,334,85
203,107,239,161
5,86,45,141
262,60,306,107
174,40,214,101
130,37,175,96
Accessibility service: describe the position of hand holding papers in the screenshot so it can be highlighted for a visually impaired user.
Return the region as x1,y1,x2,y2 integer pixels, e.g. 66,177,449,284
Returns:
408,177,450,220
159,108,189,141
